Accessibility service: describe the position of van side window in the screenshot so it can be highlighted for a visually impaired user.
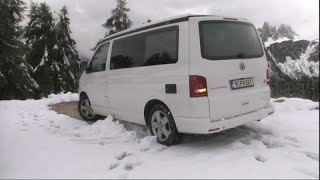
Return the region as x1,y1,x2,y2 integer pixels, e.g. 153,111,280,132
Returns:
110,34,145,69
110,26,178,70
87,43,110,73
144,28,178,66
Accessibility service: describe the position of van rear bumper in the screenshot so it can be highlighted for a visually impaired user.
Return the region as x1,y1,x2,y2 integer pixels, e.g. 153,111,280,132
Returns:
174,103,274,134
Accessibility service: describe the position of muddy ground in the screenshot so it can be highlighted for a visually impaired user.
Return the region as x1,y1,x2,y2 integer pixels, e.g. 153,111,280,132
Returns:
50,101,83,120
49,101,149,135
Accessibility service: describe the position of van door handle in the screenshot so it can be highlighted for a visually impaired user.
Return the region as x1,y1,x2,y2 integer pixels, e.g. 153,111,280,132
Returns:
165,84,176,94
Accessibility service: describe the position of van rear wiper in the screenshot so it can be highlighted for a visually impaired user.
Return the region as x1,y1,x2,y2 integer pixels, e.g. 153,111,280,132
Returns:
236,52,246,59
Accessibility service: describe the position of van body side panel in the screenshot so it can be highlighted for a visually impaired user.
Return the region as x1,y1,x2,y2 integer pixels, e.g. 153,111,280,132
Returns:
85,71,108,115
107,22,198,125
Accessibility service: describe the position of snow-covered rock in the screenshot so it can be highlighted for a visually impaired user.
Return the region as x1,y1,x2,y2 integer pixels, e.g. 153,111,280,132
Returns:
258,22,299,46
266,39,319,78
258,22,319,78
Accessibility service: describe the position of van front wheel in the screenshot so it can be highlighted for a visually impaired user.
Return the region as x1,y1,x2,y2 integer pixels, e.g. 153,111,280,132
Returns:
148,104,181,146
78,96,99,121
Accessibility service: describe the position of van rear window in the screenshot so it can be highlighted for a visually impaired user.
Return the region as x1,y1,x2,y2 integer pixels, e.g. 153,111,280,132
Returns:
199,21,264,60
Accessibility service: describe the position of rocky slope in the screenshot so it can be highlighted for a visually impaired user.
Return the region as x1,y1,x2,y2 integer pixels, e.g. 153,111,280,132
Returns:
258,22,319,79
258,22,300,47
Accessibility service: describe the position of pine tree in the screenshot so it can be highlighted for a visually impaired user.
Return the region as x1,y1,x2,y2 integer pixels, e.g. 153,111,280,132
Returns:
313,77,319,101
24,2,58,96
92,0,132,50
102,0,132,36
55,6,80,92
0,0,39,100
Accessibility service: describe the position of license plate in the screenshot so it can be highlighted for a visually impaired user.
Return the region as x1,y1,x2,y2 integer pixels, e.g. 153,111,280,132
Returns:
230,78,254,90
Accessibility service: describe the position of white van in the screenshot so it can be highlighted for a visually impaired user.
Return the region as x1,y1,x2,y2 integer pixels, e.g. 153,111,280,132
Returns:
78,15,274,145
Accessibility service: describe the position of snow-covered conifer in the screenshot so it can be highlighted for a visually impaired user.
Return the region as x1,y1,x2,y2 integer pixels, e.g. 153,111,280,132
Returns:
0,0,38,99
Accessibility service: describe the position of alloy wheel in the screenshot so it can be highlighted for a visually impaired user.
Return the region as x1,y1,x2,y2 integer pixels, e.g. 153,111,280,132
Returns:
151,110,172,142
80,99,95,119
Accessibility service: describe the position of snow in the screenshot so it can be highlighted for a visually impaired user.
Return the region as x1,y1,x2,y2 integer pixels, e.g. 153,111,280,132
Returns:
29,75,39,89
53,62,60,71
63,49,70,66
264,35,301,47
69,71,75,81
13,12,20,20
68,45,76,55
19,63,26,68
33,48,48,73
0,93,318,179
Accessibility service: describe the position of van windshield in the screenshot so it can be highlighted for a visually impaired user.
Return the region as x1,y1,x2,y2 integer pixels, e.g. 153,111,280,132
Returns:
199,21,264,60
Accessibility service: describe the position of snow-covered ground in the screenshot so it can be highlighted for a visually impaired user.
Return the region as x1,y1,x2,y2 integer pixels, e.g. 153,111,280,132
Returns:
0,93,319,179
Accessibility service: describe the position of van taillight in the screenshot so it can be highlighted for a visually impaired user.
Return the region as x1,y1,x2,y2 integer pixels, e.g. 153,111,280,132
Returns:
189,75,208,97
266,69,271,85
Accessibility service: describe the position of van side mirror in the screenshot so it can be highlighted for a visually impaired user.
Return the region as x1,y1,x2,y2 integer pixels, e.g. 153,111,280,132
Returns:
80,62,88,73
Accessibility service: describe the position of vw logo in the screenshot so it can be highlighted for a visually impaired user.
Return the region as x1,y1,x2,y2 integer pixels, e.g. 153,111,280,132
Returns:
239,62,245,71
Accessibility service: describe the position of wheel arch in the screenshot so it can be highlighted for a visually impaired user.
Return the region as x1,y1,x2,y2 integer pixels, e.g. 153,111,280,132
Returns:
144,99,172,126
79,91,88,100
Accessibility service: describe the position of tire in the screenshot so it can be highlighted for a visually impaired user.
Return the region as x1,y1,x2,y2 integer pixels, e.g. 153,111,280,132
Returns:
78,95,100,121
148,104,182,146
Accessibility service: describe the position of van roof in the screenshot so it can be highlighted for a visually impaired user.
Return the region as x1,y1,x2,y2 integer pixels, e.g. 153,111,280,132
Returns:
99,14,247,44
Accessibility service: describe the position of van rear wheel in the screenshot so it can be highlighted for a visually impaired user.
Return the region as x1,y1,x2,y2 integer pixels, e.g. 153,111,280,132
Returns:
148,104,181,146
78,95,100,121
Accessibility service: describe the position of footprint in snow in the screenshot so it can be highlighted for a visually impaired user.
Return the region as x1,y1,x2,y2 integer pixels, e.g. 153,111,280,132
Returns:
73,126,80,130
116,151,132,160
284,136,299,143
108,151,141,171
254,154,267,163
117,172,128,179
139,136,158,152
122,156,142,171
304,151,319,162
155,144,168,152
53,125,60,129
108,161,120,170
239,138,252,145
295,168,319,179
27,113,33,117
124,162,134,170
